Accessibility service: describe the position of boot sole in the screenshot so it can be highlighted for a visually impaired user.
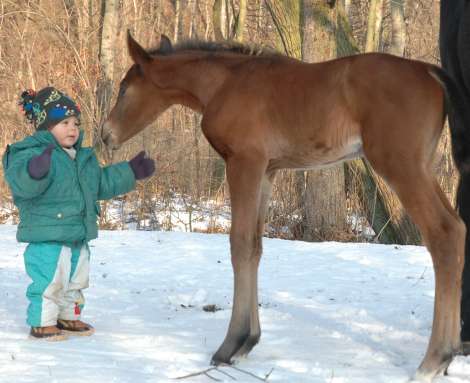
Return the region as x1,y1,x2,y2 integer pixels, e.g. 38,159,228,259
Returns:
60,328,95,337
28,333,69,342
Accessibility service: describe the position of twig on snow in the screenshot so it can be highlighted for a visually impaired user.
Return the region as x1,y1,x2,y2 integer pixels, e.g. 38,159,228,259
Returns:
174,364,274,381
215,368,237,380
228,365,273,381
175,367,221,381
264,367,275,380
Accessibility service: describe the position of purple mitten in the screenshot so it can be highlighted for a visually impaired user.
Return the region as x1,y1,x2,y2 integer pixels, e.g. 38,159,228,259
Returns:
129,151,156,180
28,144,55,180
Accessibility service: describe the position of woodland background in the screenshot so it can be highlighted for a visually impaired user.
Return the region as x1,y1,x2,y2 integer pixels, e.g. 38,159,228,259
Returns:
0,0,451,244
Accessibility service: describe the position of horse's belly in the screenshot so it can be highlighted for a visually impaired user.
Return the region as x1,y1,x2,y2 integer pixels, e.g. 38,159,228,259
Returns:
316,137,364,167
272,136,363,170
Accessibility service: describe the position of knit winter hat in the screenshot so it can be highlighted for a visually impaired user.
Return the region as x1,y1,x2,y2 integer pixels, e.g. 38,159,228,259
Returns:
19,87,81,130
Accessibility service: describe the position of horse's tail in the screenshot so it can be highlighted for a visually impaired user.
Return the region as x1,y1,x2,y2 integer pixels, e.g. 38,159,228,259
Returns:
429,66,470,174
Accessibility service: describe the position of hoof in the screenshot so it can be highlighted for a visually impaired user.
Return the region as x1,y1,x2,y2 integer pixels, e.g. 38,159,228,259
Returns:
211,334,251,366
414,353,453,382
211,354,233,366
462,341,470,356
410,372,434,383
234,334,260,357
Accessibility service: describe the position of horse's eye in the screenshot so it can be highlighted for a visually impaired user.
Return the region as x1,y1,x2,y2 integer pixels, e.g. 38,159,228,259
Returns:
118,85,126,99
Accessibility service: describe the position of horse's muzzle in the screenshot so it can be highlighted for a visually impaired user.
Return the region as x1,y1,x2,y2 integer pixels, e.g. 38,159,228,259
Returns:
101,121,121,150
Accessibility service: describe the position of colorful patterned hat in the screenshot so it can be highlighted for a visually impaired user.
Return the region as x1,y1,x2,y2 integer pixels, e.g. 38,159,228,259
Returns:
19,87,81,130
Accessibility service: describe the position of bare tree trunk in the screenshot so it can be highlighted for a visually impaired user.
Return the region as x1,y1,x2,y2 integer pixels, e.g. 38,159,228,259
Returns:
374,0,383,48
204,0,211,39
344,0,351,15
349,158,420,243
265,0,302,59
173,0,181,43
87,0,94,61
64,0,79,43
212,0,248,201
265,0,305,238
213,0,224,40
365,0,383,52
234,0,247,42
213,0,231,40
268,0,348,241
210,0,230,199
188,0,198,39
390,0,405,56
300,0,419,244
95,0,119,151
335,1,360,56
225,0,233,38
17,1,31,89
300,0,347,241
334,0,419,244
363,0,420,243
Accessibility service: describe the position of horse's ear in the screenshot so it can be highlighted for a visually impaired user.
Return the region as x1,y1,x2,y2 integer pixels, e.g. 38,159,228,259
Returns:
127,30,151,67
160,34,173,54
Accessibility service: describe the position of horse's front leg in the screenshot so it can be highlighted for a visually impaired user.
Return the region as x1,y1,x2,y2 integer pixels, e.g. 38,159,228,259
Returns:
234,170,276,358
211,155,269,365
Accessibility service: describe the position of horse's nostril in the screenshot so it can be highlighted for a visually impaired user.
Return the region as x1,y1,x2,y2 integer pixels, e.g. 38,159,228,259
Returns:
101,130,111,146
101,122,113,146
101,125,122,150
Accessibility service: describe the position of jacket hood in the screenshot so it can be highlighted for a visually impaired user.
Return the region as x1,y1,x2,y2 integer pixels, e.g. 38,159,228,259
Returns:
7,130,85,154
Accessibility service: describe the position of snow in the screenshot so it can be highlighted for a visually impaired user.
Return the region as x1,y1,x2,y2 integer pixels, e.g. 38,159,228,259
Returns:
1,224,469,382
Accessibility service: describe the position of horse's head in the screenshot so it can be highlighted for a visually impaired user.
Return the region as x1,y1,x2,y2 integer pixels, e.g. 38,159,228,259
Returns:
102,32,176,147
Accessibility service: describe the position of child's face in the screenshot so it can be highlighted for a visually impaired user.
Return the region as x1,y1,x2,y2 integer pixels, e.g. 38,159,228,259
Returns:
49,116,80,148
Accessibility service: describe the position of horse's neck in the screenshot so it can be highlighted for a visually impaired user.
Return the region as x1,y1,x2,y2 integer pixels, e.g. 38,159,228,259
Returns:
161,54,236,109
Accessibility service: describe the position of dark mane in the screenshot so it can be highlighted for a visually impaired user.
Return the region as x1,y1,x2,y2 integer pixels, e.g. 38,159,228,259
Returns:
148,39,283,58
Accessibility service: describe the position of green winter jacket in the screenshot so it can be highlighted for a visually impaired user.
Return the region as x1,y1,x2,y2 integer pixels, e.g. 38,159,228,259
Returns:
2,130,136,243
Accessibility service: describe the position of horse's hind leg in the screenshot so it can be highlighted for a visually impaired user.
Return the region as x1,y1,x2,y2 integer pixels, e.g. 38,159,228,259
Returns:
369,160,465,380
211,154,269,365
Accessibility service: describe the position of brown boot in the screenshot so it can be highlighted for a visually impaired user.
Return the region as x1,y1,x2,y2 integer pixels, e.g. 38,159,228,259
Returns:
56,319,95,336
29,325,68,341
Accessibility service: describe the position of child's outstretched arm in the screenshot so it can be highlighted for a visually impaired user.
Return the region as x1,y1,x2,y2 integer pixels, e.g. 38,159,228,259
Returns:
2,145,55,200
97,151,155,200
128,151,155,180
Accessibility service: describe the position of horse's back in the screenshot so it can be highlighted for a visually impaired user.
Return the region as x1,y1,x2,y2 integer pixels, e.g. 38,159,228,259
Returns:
202,52,445,170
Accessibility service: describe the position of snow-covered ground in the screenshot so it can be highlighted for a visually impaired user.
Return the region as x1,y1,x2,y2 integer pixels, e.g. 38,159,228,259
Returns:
1,224,470,383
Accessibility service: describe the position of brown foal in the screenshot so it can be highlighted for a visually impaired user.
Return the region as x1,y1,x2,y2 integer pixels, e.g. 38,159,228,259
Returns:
103,32,470,381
